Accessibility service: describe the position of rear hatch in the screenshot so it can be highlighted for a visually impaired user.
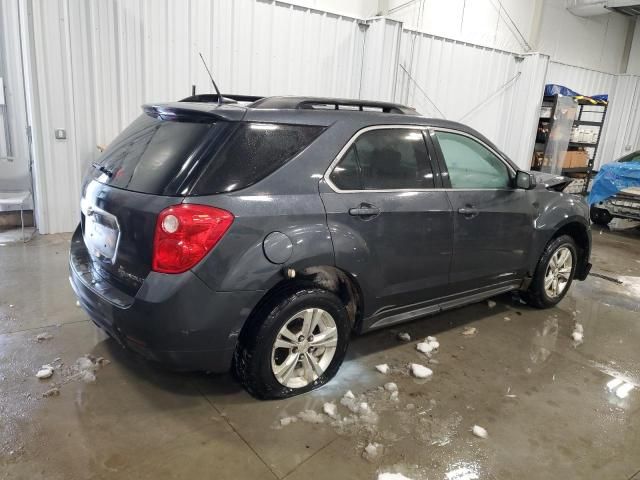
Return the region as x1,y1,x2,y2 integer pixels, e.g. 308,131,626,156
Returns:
80,104,325,296
80,108,232,296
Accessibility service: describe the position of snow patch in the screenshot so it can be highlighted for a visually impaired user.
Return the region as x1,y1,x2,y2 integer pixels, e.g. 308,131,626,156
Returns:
397,332,411,342
35,365,54,379
279,416,298,427
375,364,390,374
472,425,488,438
461,327,477,336
297,410,325,424
572,323,584,345
410,363,433,379
384,382,398,392
416,336,439,354
323,402,338,418
363,442,383,462
487,300,496,308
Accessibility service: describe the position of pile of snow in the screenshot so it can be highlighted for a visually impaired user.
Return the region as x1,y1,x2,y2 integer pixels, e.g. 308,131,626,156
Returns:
461,327,477,336
323,402,338,419
378,473,413,480
416,336,439,354
375,364,390,374
503,316,511,322
487,300,496,308
397,332,411,342
337,391,378,424
472,425,488,438
363,442,383,462
410,363,433,379
389,391,399,402
279,416,298,427
297,410,325,424
35,332,53,342
35,365,54,379
384,382,398,392
571,323,584,345
68,355,110,383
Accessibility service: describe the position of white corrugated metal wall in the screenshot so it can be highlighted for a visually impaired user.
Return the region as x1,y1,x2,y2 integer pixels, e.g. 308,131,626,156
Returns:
597,75,640,169
546,61,617,97
396,29,548,168
28,0,366,233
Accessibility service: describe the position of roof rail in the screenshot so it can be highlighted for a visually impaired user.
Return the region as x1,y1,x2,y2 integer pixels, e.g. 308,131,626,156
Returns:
249,96,416,114
180,94,265,104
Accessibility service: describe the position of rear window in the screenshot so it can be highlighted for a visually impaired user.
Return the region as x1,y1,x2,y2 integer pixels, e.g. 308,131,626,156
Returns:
90,114,215,195
192,122,324,194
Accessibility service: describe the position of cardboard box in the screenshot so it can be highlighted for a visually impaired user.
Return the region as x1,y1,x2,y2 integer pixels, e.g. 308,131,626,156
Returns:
562,150,589,169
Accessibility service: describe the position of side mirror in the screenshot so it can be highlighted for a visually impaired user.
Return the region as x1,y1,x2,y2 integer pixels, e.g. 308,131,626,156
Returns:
515,170,536,190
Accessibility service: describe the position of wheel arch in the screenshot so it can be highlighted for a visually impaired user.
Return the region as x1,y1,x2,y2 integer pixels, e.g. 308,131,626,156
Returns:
238,265,364,344
547,220,591,280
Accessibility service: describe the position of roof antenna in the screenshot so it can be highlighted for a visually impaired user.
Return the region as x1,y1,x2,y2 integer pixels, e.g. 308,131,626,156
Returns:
199,52,222,105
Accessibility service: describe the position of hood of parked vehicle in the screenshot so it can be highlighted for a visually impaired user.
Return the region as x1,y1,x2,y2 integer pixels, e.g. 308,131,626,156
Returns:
530,171,572,192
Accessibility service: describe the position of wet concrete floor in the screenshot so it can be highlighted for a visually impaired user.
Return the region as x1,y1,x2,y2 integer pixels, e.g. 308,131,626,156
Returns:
1,226,639,479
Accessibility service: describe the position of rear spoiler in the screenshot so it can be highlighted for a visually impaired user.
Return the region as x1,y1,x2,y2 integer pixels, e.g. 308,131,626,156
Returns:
142,103,246,122
179,94,264,104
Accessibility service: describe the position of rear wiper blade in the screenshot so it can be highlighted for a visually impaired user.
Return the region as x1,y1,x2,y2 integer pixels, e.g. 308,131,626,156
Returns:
92,162,113,177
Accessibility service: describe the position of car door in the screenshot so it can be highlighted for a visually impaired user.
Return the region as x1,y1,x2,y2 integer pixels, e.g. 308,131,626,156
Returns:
319,126,453,327
430,128,535,293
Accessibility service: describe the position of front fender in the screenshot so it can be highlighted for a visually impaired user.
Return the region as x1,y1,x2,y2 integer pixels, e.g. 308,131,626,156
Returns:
529,192,591,274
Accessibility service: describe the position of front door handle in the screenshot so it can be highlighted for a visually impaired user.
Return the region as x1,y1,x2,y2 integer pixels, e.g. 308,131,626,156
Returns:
349,204,381,218
458,206,479,218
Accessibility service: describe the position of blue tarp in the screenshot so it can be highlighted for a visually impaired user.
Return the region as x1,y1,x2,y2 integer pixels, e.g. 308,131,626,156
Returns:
588,161,640,205
544,84,580,97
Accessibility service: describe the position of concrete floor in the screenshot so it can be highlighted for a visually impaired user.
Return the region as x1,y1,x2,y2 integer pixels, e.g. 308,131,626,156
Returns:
1,226,639,480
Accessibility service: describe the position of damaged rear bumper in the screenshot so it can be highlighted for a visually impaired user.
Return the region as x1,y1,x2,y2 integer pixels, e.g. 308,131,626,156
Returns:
69,230,263,373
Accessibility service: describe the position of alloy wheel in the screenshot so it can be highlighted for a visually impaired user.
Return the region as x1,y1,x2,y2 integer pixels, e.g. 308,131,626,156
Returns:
544,246,573,298
271,308,338,388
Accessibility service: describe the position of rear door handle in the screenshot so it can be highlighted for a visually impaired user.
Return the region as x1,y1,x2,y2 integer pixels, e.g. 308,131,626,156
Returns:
458,207,479,217
349,204,381,218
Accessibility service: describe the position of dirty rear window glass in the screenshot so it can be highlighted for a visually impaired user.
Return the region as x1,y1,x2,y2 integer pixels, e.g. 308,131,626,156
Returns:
192,122,324,194
90,114,214,195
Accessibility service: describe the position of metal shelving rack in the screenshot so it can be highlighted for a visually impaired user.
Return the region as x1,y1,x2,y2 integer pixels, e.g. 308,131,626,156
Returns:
532,95,607,194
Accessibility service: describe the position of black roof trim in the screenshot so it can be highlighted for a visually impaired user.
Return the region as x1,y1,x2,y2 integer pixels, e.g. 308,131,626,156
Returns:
249,96,417,114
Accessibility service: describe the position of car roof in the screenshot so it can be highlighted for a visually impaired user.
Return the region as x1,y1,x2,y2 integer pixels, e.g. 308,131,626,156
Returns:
144,94,516,168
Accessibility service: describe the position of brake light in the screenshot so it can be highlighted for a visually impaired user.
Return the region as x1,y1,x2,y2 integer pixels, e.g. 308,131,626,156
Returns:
152,204,234,274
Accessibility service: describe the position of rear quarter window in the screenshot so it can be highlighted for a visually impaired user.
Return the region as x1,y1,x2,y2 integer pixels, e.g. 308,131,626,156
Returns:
192,122,324,194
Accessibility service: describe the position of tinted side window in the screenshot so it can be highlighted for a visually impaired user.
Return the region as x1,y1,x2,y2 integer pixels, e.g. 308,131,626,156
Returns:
194,122,324,194
434,131,510,189
330,128,434,190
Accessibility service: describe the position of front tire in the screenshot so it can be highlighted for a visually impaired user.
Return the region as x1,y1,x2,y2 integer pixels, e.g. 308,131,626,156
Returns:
234,288,350,399
525,235,577,309
590,206,612,226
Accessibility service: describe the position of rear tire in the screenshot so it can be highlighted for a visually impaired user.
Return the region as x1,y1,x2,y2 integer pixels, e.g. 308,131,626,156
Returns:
525,235,577,309
590,206,612,226
234,288,350,399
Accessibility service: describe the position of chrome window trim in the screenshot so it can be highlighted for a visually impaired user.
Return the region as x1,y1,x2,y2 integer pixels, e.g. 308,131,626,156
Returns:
323,125,516,194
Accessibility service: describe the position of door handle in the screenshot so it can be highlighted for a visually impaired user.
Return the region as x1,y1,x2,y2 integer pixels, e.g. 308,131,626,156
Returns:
349,204,380,218
458,206,479,217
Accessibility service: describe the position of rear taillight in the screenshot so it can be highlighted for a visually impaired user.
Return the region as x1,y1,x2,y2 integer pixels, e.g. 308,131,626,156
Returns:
152,204,234,274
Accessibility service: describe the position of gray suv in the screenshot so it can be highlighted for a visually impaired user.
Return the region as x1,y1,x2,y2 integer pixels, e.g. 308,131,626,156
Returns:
70,95,591,399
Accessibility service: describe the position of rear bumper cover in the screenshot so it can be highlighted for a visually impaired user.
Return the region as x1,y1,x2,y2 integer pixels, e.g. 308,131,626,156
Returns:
69,229,263,372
